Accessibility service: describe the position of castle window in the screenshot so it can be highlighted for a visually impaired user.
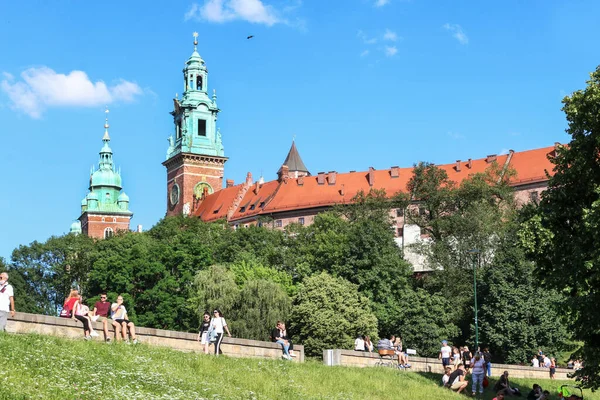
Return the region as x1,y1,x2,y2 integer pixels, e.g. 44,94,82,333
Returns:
529,191,539,203
275,220,282,228
197,75,203,91
197,119,206,136
189,79,194,90
113,217,116,223
250,204,256,210
397,227,404,237
106,193,110,200
298,217,305,225
101,217,106,222
240,206,246,212
176,123,181,139
396,208,404,217
259,202,265,208
104,227,114,239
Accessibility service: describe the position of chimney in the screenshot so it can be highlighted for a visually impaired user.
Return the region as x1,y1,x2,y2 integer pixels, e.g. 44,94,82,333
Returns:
136,224,143,233
486,154,497,163
328,171,337,185
455,160,461,172
339,184,345,196
226,179,234,188
254,181,260,195
467,159,472,169
368,167,375,186
279,165,289,183
245,172,253,186
317,172,325,185
390,166,399,178
298,175,304,186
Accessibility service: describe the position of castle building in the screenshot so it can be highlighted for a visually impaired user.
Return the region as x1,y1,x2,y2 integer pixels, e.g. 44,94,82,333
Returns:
161,36,557,272
163,32,226,217
70,110,133,238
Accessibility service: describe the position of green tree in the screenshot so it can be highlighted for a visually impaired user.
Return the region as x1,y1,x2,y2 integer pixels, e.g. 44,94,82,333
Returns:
377,288,459,357
478,231,570,364
289,272,378,357
520,66,600,388
230,279,291,341
229,258,295,295
189,265,239,325
9,234,96,314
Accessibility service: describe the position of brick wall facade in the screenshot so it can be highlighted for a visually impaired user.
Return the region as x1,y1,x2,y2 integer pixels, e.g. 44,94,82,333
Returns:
80,214,132,239
164,153,226,217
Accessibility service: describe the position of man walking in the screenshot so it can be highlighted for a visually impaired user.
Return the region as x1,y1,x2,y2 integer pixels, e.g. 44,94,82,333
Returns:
0,272,16,331
93,293,114,342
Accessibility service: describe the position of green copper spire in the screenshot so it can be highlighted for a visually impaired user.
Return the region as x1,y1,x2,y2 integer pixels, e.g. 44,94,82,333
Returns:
166,33,225,160
82,109,132,215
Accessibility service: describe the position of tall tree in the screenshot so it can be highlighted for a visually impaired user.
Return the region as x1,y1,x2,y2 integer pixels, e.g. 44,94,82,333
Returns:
521,66,600,388
289,272,378,357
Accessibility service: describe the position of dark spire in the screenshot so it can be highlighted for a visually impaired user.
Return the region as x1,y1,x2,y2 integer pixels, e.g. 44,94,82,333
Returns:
278,140,310,176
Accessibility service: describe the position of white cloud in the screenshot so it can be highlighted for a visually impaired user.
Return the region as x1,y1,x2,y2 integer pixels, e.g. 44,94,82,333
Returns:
185,0,280,26
357,30,377,45
1,67,142,119
360,50,370,57
383,29,398,42
384,46,397,57
443,23,469,45
374,0,390,7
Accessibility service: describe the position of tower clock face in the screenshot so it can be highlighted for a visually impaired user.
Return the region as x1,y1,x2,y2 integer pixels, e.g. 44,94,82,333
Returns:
194,182,213,199
170,184,180,205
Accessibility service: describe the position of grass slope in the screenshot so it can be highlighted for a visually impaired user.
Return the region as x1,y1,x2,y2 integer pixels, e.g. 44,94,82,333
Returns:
0,333,596,400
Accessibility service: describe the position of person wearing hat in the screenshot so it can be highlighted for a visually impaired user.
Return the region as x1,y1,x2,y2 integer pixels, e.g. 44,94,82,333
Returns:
439,340,452,367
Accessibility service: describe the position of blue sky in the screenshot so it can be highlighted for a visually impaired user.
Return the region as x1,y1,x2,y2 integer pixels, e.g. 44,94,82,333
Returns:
1,0,599,260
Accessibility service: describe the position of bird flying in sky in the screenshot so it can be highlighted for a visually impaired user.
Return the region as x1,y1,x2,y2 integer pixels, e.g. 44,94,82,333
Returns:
247,35,254,39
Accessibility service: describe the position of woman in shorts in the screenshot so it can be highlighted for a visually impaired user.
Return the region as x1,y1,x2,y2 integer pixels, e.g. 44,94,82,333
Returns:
111,295,138,344
197,312,211,354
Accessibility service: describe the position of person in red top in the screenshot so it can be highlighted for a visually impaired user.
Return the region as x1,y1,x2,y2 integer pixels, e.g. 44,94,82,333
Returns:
62,289,80,317
93,293,114,342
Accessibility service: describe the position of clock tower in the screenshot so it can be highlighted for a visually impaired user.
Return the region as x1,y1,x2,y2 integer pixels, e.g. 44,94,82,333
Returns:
163,33,227,216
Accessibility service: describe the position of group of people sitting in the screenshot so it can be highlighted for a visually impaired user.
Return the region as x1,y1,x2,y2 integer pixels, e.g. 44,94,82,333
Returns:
374,334,412,369
61,290,137,344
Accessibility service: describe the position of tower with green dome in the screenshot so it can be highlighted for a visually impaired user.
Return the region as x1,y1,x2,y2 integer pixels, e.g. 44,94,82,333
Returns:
163,32,228,217
75,109,133,238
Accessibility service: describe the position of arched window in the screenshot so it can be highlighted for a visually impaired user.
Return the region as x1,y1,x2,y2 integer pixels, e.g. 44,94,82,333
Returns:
112,217,117,223
104,227,114,239
101,217,106,222
196,75,203,91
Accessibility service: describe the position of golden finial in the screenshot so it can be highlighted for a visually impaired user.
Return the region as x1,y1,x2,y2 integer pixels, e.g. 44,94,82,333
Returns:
193,32,199,51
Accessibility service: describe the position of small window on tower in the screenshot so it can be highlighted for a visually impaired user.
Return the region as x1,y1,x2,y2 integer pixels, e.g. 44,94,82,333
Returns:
197,119,206,136
176,123,181,139
104,227,114,239
197,76,203,91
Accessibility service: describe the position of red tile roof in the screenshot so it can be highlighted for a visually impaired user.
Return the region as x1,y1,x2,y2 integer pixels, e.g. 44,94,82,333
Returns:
195,145,557,223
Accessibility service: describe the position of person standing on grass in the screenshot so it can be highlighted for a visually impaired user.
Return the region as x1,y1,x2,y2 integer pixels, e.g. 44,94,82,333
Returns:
197,312,211,354
470,352,486,396
93,293,114,342
452,346,462,370
462,345,473,372
0,272,15,332
439,340,452,367
111,295,138,344
211,309,231,356
549,357,556,379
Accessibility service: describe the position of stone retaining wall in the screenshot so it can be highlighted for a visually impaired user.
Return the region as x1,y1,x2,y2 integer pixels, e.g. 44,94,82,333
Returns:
323,349,571,380
5,313,304,362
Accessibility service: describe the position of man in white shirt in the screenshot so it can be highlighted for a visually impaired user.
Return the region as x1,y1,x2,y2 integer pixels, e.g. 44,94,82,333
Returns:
0,272,16,331
439,340,452,367
532,356,540,368
543,355,551,368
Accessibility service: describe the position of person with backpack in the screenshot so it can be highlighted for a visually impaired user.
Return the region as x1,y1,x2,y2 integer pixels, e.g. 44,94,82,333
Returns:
210,309,231,356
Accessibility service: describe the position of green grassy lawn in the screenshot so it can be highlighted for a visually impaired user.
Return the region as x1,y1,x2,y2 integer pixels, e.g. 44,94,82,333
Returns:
0,333,596,400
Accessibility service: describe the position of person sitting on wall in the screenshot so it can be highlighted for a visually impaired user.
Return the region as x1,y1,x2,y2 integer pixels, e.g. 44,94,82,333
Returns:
354,334,365,351
364,335,374,353
377,334,395,351
271,321,292,360
93,293,114,343
111,295,138,344
447,364,469,394
394,336,411,368
280,322,295,357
